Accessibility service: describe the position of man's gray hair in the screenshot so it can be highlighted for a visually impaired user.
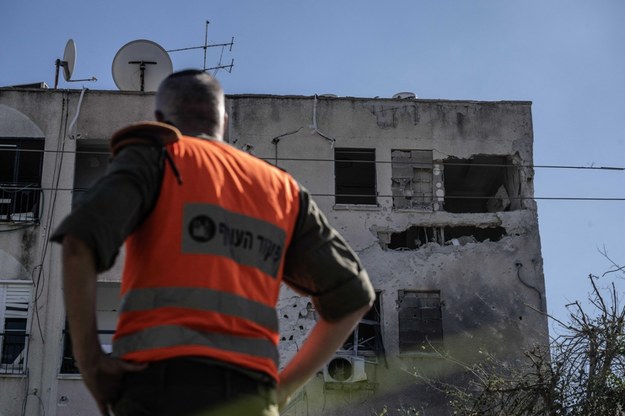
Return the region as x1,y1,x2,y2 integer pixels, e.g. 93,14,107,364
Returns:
155,70,225,137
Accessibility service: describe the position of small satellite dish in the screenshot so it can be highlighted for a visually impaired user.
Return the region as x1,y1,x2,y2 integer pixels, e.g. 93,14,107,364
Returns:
63,39,76,81
54,39,97,88
112,40,173,92
392,92,417,100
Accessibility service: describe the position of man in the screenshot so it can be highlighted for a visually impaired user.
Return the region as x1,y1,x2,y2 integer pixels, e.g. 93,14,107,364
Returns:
53,70,374,416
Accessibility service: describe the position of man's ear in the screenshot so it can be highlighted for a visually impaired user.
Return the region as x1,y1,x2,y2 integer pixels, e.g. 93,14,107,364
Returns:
222,112,229,138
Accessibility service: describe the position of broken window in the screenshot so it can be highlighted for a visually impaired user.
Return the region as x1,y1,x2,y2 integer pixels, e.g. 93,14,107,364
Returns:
391,150,436,210
384,225,507,250
0,138,44,222
60,282,119,374
341,293,382,355
443,155,520,213
388,226,444,249
73,141,110,206
398,290,442,353
335,148,377,205
0,282,31,374
443,225,506,245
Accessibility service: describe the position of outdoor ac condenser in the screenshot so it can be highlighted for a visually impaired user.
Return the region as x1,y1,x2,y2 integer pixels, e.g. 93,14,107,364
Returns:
323,355,367,383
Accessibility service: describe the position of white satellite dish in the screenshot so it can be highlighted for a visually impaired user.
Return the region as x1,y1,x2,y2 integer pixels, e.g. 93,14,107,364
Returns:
112,40,173,92
63,39,76,81
53,39,97,89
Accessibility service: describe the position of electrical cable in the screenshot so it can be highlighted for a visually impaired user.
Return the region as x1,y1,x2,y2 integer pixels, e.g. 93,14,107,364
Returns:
1,147,623,172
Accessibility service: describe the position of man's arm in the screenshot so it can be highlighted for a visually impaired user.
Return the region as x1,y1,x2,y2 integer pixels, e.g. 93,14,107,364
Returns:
62,235,146,416
277,304,371,408
279,187,375,408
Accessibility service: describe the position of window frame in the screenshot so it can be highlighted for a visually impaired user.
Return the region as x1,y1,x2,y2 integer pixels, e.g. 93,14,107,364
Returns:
0,138,44,223
334,148,377,206
391,149,435,210
0,281,32,375
340,292,382,357
60,282,120,375
397,290,443,354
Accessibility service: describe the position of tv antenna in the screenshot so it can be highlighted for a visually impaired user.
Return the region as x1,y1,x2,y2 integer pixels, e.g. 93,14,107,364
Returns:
112,39,173,92
54,39,97,88
167,20,234,76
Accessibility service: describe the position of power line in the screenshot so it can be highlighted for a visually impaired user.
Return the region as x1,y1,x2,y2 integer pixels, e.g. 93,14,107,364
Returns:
1,147,624,172
2,185,623,202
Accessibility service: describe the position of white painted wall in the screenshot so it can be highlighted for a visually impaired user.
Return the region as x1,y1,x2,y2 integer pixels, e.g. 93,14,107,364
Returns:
0,88,546,416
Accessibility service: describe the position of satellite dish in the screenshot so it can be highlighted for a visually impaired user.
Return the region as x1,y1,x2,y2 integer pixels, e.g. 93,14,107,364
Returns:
112,40,173,92
62,39,76,81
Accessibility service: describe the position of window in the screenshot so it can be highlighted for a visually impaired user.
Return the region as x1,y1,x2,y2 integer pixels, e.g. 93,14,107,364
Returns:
341,293,382,355
398,290,442,353
335,148,377,205
0,138,44,222
391,150,434,210
443,155,521,213
0,282,31,374
60,282,119,374
73,141,110,206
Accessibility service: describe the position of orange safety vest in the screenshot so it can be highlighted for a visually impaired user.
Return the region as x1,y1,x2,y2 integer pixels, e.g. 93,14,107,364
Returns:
112,135,301,380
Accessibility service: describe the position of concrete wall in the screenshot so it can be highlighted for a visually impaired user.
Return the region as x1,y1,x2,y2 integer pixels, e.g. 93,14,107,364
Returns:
0,88,547,416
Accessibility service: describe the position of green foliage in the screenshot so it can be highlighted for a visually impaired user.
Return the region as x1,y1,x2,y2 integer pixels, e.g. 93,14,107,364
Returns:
445,274,625,416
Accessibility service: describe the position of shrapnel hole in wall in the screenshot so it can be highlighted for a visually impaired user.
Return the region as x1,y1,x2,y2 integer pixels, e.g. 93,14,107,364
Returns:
443,155,521,213
385,225,507,250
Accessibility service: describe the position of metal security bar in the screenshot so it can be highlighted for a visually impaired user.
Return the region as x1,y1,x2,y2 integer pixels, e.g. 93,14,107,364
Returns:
0,185,41,223
0,332,29,375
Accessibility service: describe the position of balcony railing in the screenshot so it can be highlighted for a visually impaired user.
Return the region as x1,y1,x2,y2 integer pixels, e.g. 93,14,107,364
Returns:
0,184,42,223
0,332,29,375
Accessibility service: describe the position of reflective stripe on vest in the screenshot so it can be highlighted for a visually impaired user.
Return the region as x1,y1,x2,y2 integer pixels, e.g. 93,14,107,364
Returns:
113,325,279,366
182,203,286,278
120,287,279,332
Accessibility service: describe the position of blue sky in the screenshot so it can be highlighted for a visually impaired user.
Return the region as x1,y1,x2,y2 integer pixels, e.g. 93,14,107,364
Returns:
2,0,624,330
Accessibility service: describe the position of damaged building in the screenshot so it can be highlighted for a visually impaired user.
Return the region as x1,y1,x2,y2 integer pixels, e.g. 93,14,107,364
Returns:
0,86,547,416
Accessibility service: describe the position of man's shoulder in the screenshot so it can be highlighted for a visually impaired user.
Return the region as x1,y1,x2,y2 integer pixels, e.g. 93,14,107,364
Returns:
111,121,181,156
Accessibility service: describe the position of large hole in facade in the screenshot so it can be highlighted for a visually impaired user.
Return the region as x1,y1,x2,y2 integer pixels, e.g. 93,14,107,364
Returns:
386,225,507,250
443,155,521,213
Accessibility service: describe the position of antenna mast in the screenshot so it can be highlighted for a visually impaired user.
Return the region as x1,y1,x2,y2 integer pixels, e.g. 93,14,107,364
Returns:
167,21,235,76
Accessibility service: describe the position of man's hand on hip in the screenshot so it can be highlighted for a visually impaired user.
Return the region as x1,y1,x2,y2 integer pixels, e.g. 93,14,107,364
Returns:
79,353,147,416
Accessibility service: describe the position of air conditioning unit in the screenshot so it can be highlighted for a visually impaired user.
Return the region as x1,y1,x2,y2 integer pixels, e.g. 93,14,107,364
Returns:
323,355,367,383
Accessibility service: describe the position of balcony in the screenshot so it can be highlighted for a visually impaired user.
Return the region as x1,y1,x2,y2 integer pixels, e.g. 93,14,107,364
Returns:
0,184,41,223
0,331,29,375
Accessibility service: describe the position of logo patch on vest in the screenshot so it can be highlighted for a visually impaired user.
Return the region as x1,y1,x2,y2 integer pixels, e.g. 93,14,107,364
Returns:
182,204,286,278
189,215,217,242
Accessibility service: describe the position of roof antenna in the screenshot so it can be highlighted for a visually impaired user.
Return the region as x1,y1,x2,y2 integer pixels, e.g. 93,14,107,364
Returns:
54,39,97,89
167,21,235,76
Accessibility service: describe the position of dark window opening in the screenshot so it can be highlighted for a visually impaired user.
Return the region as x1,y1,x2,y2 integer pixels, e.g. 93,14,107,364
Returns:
389,226,444,249
391,150,434,210
341,293,382,355
443,155,520,213
1,318,28,374
386,225,507,250
60,322,80,374
73,142,110,207
398,290,442,353
61,324,116,374
335,148,376,205
61,282,119,374
0,138,44,222
444,225,506,245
